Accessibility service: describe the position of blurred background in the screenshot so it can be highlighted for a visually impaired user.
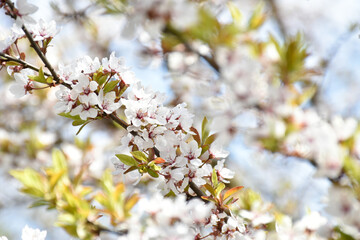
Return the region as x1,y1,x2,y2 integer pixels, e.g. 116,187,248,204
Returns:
1,0,360,238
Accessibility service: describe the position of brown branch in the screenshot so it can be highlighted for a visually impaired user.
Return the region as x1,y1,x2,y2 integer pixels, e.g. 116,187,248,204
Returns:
4,0,71,89
0,52,50,75
163,25,220,73
3,0,205,203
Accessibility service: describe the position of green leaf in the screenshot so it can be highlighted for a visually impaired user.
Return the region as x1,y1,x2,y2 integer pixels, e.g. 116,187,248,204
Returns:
131,151,148,162
211,168,218,187
29,199,50,208
124,166,138,174
201,117,210,144
200,144,210,156
72,119,87,126
59,112,82,121
46,76,53,84
125,194,139,213
76,121,91,135
52,149,67,171
147,168,159,178
204,133,217,146
98,75,108,87
225,196,235,206
38,67,46,83
103,80,119,93
115,154,137,166
248,2,266,30
203,183,215,196
28,67,47,84
227,2,242,27
215,182,225,198
10,169,45,198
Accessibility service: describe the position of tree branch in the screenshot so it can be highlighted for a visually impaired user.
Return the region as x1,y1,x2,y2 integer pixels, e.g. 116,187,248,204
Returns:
0,52,50,75
163,25,220,73
3,0,206,203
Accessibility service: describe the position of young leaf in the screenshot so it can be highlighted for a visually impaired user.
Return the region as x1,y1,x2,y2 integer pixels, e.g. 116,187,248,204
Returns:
204,133,218,146
200,144,210,156
248,2,266,30
103,80,119,93
152,157,165,164
28,67,47,84
72,119,87,126
98,75,108,87
59,112,82,121
147,168,159,178
211,168,218,187
215,182,225,198
76,121,91,135
227,2,242,27
203,183,216,196
124,166,138,174
115,154,137,166
52,149,67,171
223,186,244,201
131,151,148,162
201,117,210,144
124,194,140,213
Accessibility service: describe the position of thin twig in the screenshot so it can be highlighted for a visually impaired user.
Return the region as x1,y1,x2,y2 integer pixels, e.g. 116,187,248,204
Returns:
0,52,50,75
163,25,220,73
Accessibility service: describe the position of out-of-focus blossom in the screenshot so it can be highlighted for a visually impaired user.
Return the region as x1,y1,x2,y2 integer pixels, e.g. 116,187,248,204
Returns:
16,0,38,24
21,225,47,240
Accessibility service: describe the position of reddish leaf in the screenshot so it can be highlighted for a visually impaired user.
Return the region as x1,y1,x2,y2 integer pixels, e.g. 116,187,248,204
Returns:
223,186,244,200
153,157,165,164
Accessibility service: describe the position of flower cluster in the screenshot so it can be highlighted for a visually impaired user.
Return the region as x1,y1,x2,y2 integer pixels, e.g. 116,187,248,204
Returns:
0,0,57,54
54,53,135,120
113,80,234,195
1,225,46,240
120,194,213,240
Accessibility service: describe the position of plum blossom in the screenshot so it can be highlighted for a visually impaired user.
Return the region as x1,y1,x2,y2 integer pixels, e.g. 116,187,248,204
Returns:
75,56,101,75
240,201,274,227
72,74,98,103
123,194,213,240
15,0,38,24
331,115,357,141
28,19,58,41
98,89,121,114
102,52,126,73
274,212,327,240
215,159,235,183
9,69,34,98
21,225,47,240
0,24,23,52
326,187,360,238
54,86,77,114
70,102,98,120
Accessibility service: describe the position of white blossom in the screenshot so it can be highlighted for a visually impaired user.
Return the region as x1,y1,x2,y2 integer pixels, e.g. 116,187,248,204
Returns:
29,19,58,41
21,225,46,240
9,69,34,98
98,89,121,114
16,0,38,24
